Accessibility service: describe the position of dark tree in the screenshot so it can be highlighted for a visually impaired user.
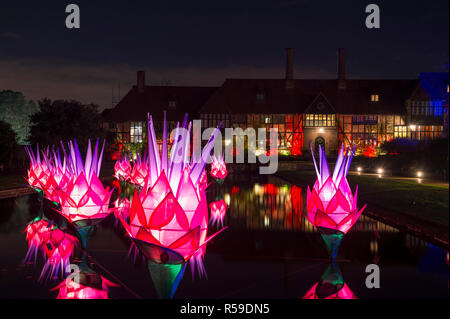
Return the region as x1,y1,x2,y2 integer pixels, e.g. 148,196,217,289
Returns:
0,120,18,168
28,99,110,152
0,90,38,145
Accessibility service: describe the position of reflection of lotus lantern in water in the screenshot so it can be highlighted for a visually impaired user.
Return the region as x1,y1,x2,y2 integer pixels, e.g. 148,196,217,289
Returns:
209,199,227,228
302,261,357,299
210,155,227,185
52,261,117,299
306,144,366,259
114,197,131,222
118,112,226,299
24,216,78,280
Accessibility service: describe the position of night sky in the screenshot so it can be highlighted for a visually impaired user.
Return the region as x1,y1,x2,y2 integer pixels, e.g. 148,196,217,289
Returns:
0,0,448,109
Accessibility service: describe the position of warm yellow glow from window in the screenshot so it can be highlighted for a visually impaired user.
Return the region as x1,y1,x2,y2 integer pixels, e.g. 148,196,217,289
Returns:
370,94,379,102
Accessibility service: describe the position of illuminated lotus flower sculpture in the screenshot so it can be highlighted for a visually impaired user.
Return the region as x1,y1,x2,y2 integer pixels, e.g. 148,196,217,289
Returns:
58,139,112,223
57,139,113,250
114,154,132,181
210,154,227,185
118,112,226,299
209,199,227,228
25,145,52,193
130,153,149,187
306,144,366,259
302,261,357,299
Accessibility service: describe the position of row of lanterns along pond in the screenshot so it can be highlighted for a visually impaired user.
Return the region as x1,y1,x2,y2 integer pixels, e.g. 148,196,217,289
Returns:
23,112,228,299
23,110,367,299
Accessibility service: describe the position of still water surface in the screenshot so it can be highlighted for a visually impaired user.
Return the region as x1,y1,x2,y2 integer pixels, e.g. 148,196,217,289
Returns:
0,175,448,299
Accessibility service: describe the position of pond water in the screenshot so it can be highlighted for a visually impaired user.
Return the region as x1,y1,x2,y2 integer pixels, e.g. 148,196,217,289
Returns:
0,175,448,299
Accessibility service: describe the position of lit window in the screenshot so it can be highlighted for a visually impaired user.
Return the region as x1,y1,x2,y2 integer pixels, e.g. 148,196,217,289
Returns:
130,121,143,143
370,94,379,102
304,114,335,127
394,125,407,138
264,116,271,124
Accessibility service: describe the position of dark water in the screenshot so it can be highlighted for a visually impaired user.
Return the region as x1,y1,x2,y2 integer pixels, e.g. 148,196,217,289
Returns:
0,175,448,299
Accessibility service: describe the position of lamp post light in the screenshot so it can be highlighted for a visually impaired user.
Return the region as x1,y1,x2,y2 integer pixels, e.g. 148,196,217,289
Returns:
377,168,383,178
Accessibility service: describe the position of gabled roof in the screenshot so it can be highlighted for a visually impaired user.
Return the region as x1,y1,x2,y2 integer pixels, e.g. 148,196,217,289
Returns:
304,93,337,114
105,85,217,122
200,78,419,115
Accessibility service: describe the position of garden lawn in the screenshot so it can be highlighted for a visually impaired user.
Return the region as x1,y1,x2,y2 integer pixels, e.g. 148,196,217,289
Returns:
276,170,449,227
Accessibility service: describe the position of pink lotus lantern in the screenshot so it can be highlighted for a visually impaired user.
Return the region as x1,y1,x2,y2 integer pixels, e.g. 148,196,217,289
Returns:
209,199,227,228
25,145,52,193
130,153,149,187
114,154,132,181
58,139,113,224
117,112,226,298
306,144,366,259
210,154,227,185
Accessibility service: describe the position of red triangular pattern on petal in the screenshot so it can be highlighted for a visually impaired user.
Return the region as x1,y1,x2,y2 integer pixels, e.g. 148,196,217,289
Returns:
325,192,339,214
307,188,324,213
148,193,176,229
314,210,337,229
169,227,200,250
130,189,147,227
336,189,351,212
135,227,160,245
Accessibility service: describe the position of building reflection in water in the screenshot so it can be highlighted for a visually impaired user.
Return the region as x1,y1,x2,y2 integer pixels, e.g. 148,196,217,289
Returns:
209,183,304,231
213,182,403,234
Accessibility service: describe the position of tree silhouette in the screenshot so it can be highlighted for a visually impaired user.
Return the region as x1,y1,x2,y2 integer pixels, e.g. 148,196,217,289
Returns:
28,99,110,152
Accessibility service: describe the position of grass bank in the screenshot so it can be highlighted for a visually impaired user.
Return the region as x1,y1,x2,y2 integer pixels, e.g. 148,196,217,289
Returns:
276,170,449,227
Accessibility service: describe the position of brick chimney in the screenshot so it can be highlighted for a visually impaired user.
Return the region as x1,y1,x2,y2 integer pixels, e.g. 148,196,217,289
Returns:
285,48,295,89
337,48,346,89
137,70,145,93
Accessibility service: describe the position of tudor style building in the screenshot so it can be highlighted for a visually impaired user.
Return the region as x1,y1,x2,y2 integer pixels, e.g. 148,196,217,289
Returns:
103,48,449,157
199,48,448,156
